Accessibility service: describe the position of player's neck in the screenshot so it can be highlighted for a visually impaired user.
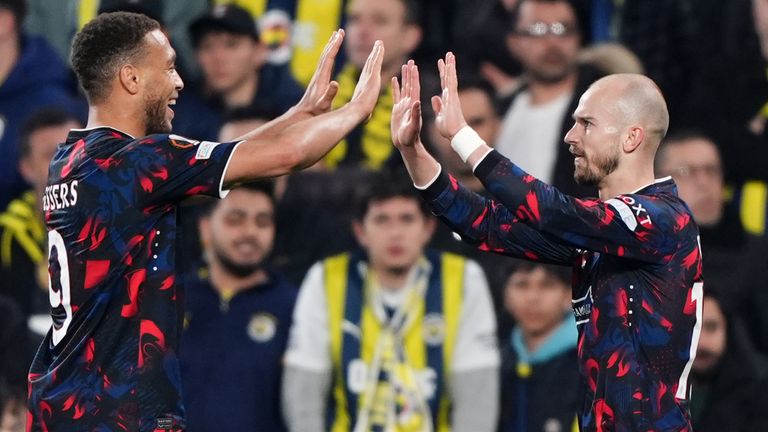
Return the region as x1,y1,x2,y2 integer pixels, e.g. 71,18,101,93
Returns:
85,105,145,138
209,263,268,294
598,164,656,200
0,32,19,85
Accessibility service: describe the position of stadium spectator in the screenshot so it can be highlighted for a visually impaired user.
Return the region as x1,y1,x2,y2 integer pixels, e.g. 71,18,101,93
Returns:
392,56,702,431
0,108,81,322
282,174,499,432
498,261,579,432
321,0,423,171
689,290,768,432
495,0,602,198
26,11,384,431
0,0,83,209
173,3,303,139
179,181,296,432
655,131,768,353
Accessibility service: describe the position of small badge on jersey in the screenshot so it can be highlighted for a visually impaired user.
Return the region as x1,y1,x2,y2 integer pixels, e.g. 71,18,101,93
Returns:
195,141,221,160
248,313,277,343
572,286,594,326
155,417,175,430
422,313,445,346
168,134,200,149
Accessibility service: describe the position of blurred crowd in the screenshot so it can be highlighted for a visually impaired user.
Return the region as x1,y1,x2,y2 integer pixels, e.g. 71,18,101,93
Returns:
1,0,768,431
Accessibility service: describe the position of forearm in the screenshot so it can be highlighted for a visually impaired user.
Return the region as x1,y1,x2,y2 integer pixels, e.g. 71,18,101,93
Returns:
398,141,441,188
451,367,500,432
419,170,575,264
223,104,368,183
282,366,331,432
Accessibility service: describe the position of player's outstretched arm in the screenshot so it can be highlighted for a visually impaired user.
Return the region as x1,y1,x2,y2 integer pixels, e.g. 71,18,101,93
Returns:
222,38,384,183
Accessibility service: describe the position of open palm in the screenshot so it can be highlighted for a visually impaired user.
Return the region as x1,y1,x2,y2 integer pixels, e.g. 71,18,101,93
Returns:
391,61,423,149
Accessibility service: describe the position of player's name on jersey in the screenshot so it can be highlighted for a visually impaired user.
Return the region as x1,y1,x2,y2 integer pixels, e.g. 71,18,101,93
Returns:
42,180,79,211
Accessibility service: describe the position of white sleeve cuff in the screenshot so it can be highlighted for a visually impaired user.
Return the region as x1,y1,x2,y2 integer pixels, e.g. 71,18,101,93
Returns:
414,165,442,190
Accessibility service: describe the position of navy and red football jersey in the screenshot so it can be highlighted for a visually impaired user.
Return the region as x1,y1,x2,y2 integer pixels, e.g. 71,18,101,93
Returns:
28,127,239,432
421,150,703,432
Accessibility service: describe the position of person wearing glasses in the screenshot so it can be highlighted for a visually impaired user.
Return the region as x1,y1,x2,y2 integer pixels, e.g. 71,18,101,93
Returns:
496,0,604,199
655,131,768,354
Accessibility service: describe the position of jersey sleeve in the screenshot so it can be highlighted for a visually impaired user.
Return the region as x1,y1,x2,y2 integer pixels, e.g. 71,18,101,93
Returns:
473,150,682,263
105,134,241,209
420,170,576,266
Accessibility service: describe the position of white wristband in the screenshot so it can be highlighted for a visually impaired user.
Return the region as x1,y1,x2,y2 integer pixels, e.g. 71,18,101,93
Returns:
450,126,486,163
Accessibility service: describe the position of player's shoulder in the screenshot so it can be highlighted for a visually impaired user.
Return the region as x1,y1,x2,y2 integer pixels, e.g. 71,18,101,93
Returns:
605,178,693,233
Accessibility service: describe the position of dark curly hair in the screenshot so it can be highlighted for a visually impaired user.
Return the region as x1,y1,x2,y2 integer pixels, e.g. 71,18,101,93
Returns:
70,12,160,103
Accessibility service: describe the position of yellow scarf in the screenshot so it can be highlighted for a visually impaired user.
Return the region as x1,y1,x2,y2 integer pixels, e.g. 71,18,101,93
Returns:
324,64,395,170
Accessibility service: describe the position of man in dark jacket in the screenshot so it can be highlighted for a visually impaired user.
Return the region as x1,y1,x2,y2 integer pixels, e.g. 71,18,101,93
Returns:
180,181,297,432
689,290,768,432
498,261,579,432
0,0,84,208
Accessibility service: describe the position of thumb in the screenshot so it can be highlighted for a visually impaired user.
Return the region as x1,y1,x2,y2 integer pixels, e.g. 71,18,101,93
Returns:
320,81,339,106
431,96,442,116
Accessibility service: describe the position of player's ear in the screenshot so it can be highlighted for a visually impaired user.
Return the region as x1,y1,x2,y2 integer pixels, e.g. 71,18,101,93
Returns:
118,64,141,95
622,125,644,153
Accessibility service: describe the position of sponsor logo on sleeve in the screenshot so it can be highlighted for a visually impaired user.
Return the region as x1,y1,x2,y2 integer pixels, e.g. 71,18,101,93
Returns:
195,141,221,160
606,196,652,231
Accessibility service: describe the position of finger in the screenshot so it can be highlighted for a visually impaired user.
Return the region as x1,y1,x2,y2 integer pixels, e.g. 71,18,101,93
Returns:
431,95,442,115
362,40,381,74
309,30,340,88
411,63,421,101
404,60,412,98
320,81,339,106
371,41,384,75
437,59,446,90
446,51,458,93
410,100,422,125
392,76,401,104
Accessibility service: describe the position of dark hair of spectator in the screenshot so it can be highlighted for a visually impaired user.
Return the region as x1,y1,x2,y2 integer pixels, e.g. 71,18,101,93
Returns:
655,129,720,174
506,260,571,288
400,0,421,25
18,108,80,159
0,0,27,29
201,180,276,216
353,171,431,221
71,12,161,104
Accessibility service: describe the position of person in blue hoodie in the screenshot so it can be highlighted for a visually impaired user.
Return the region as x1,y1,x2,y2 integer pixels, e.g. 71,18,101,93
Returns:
499,261,580,432
0,0,84,209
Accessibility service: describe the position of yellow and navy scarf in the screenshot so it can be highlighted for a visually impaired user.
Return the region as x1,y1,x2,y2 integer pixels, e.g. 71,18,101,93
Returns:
323,64,395,171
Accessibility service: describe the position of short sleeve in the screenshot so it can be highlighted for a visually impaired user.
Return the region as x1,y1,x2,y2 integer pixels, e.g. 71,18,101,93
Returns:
106,134,241,208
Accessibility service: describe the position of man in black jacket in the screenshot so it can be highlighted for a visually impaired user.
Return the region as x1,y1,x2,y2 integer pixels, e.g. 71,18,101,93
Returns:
690,290,768,432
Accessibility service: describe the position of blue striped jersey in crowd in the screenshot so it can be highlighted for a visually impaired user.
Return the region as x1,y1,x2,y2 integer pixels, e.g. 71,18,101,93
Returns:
27,127,238,432
420,150,703,432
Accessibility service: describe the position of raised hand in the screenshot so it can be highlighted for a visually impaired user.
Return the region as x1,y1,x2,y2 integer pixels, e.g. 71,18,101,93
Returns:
391,60,423,149
296,30,344,116
432,52,468,139
348,40,385,117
